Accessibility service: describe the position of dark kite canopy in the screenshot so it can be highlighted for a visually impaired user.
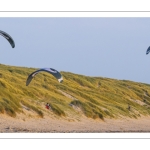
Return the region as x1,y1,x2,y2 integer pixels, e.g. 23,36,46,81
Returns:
0,30,15,48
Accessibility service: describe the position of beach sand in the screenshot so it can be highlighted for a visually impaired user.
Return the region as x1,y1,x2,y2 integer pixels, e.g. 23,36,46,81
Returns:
0,112,150,133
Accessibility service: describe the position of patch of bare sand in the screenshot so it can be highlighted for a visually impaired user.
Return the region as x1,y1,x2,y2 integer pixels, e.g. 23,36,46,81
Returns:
1,111,150,132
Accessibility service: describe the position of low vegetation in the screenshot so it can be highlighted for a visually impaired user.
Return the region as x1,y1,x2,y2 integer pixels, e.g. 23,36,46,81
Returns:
1,63,150,120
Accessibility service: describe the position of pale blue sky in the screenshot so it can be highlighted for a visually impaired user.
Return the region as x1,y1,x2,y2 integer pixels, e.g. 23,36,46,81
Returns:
0,17,150,84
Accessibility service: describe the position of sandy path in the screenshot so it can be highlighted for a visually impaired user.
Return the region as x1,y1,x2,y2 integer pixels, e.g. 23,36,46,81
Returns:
0,113,150,133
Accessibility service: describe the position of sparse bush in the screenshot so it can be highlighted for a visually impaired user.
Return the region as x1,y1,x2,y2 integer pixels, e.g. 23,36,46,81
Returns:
50,103,65,116
21,100,43,118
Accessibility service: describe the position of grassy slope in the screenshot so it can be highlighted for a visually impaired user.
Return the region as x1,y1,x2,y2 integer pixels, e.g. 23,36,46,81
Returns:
1,63,150,120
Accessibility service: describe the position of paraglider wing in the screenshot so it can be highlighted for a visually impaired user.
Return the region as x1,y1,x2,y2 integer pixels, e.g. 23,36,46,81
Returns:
0,30,15,48
146,46,150,55
26,71,39,86
26,68,63,86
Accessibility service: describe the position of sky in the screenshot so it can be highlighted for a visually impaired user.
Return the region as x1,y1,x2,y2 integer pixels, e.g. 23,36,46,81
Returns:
0,17,150,84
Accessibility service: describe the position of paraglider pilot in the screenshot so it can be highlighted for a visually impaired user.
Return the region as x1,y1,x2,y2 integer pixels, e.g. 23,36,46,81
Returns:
46,103,50,109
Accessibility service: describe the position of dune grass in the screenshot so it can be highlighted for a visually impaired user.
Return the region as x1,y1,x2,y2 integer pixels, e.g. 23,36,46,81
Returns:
1,63,150,120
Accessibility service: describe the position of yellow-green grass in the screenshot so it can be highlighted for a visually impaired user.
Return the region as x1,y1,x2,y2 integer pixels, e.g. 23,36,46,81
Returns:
1,63,150,120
